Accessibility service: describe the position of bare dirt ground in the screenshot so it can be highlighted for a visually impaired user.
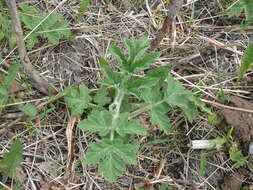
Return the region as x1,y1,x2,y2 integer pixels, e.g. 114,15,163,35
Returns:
1,0,253,189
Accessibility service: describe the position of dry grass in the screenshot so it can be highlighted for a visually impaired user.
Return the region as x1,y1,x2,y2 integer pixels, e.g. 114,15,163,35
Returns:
1,0,253,189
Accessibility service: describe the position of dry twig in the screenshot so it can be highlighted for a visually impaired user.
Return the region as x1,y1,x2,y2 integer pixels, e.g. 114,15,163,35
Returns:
5,0,58,95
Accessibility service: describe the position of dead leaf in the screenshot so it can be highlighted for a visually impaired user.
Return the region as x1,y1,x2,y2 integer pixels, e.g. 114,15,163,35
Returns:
66,115,78,171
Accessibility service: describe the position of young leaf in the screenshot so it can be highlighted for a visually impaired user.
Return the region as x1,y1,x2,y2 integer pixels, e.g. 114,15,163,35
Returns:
125,77,160,97
109,45,127,67
94,88,111,106
19,103,37,117
85,139,139,181
125,36,149,64
0,140,24,178
238,43,253,81
150,104,171,134
98,56,122,86
164,75,198,122
76,0,90,22
64,85,91,115
19,4,71,49
2,64,21,88
130,52,161,73
110,36,160,74
146,66,170,86
229,143,248,168
41,12,70,44
77,110,112,136
140,88,163,103
98,154,126,182
115,113,147,136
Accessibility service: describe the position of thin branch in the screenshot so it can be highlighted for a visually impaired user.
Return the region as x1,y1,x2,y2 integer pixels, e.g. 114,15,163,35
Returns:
5,0,58,95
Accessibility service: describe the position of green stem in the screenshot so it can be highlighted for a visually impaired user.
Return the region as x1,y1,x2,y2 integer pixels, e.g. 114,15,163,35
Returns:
129,100,164,119
109,87,125,141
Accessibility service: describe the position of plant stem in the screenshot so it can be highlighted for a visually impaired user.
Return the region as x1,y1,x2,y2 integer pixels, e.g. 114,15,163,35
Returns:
129,100,164,119
109,87,125,141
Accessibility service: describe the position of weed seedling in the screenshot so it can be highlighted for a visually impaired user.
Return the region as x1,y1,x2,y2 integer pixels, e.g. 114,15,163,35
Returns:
63,36,210,181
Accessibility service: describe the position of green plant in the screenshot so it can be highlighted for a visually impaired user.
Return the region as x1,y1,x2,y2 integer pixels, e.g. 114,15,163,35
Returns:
0,140,24,181
0,3,71,49
64,36,209,181
0,1,16,47
199,151,207,177
229,143,248,168
76,0,90,23
0,63,21,113
18,4,71,50
227,1,253,80
227,0,253,24
237,43,253,81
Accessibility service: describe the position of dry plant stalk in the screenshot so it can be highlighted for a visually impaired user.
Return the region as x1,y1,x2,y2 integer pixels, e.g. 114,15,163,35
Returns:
5,0,58,95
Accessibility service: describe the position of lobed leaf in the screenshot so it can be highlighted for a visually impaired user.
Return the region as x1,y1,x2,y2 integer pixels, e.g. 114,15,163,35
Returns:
109,45,127,67
84,139,139,181
125,36,149,64
130,52,161,73
150,104,171,134
110,36,160,74
125,76,160,97
0,140,24,178
146,66,170,86
64,85,91,116
116,113,147,136
140,88,163,103
19,5,71,49
19,103,37,117
164,75,198,122
77,110,112,136
98,56,122,86
94,88,111,106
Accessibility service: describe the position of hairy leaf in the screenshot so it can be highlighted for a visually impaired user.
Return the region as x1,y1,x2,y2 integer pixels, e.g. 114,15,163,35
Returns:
141,88,163,103
78,110,112,136
109,45,127,66
19,103,37,117
98,56,122,86
116,113,147,136
94,88,111,106
110,36,160,74
150,104,171,134
64,85,91,115
125,77,160,97
0,140,24,178
19,4,71,49
126,36,149,64
164,75,198,122
146,66,170,86
229,143,248,168
131,52,161,73
85,139,139,181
